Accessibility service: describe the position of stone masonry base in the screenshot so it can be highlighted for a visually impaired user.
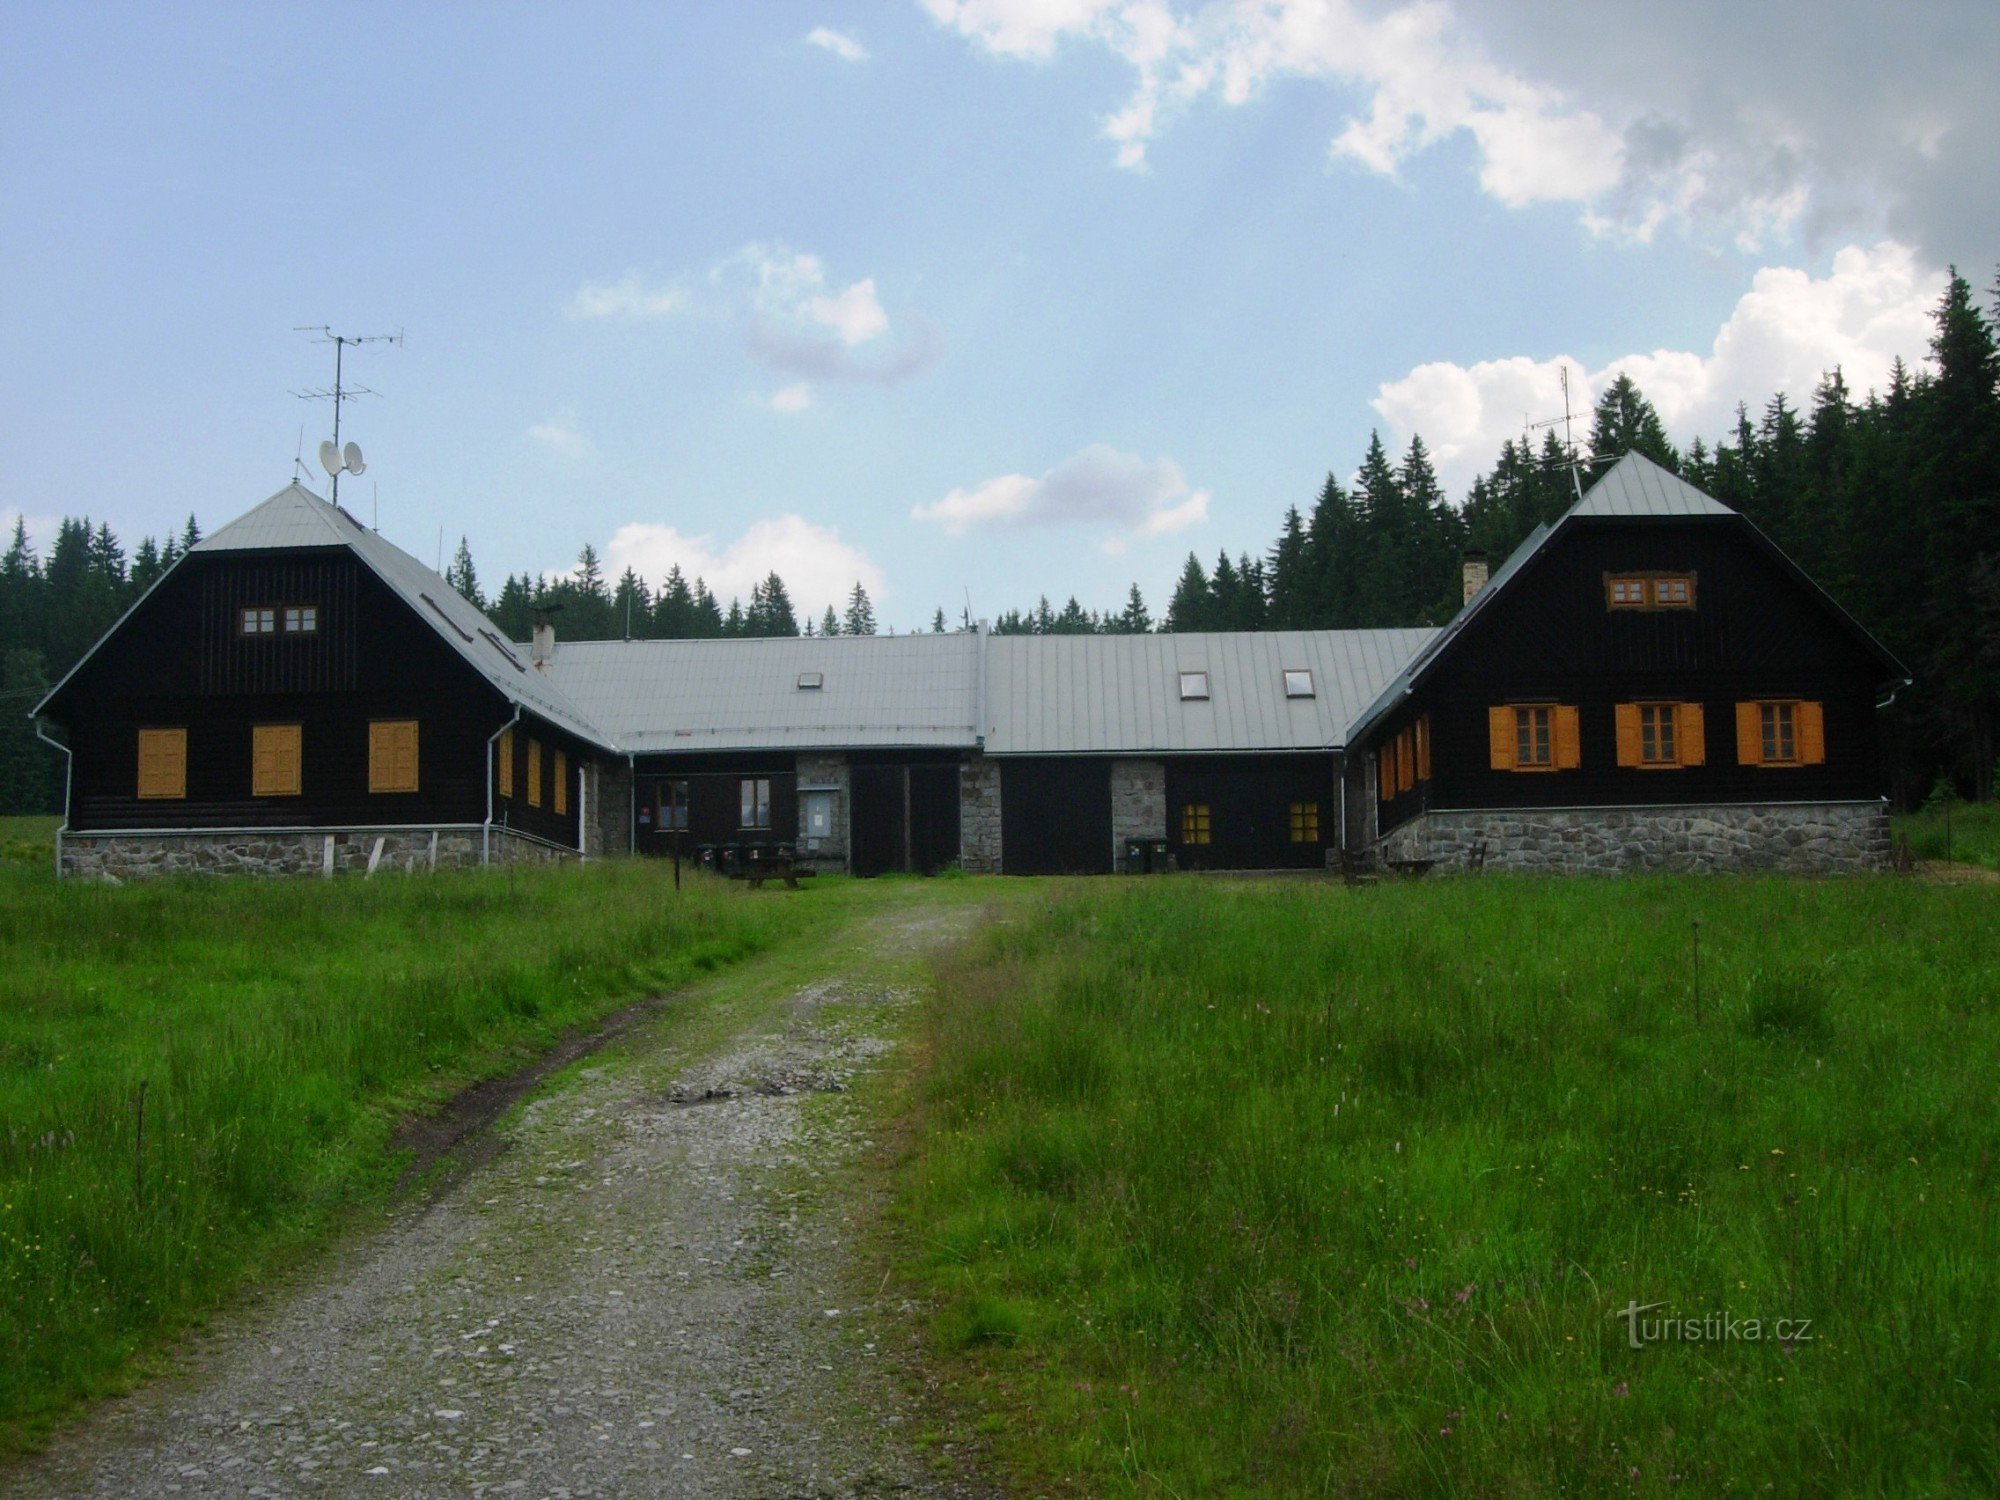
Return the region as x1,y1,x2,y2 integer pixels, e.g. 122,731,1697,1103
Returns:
1377,801,1890,875
59,827,574,881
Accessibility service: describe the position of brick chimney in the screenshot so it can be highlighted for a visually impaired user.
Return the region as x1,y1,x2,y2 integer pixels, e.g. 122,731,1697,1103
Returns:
1461,551,1490,606
531,620,555,672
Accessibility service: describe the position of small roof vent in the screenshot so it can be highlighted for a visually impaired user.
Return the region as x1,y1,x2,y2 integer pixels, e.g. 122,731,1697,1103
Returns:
797,671,824,690
1178,670,1210,701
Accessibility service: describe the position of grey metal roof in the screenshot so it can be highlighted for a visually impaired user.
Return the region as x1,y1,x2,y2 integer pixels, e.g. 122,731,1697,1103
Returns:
1572,451,1734,518
539,633,983,754
981,630,1436,754
194,484,617,751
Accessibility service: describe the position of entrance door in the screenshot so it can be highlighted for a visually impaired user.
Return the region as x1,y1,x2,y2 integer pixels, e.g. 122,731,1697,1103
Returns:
1000,759,1112,874
850,763,962,876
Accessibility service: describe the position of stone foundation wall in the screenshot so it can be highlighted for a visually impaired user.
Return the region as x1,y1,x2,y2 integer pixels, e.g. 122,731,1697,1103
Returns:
959,754,1001,874
1110,758,1166,870
59,826,574,881
1376,801,1890,875
795,753,850,872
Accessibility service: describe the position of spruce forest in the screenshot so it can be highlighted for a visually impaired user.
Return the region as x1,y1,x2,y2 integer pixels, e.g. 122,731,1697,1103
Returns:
3,269,1996,812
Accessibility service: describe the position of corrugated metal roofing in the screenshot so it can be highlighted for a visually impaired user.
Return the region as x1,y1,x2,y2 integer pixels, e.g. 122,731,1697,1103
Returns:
981,630,1436,754
1572,450,1734,518
194,484,617,750
540,634,983,754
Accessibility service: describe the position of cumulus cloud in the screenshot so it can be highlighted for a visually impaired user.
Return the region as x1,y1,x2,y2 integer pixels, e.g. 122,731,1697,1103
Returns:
526,417,591,455
1370,241,1944,492
603,515,886,617
725,242,943,388
769,383,815,414
912,443,1210,549
565,272,688,319
923,0,2000,252
805,26,870,62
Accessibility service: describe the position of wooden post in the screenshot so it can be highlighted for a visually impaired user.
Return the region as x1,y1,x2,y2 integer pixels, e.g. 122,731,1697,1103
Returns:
902,766,913,874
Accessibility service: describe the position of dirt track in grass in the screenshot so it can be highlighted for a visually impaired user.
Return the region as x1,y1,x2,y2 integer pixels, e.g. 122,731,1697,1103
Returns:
4,893,998,1499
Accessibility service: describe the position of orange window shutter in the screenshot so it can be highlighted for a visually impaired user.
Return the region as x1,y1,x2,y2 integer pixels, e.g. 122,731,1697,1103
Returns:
1395,732,1410,792
527,740,543,808
1797,701,1826,765
497,729,514,799
252,725,301,796
555,751,568,815
1488,706,1515,771
1614,703,1642,768
1677,702,1706,766
1416,715,1431,780
1554,705,1582,769
138,728,187,799
399,722,419,791
1735,702,1761,764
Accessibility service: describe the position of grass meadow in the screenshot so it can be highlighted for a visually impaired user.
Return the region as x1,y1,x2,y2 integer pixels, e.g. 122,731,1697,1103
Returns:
895,875,2000,1495
1895,801,2000,871
0,853,824,1449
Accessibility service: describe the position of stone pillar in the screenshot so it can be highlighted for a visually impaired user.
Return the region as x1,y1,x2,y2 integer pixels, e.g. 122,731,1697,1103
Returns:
588,757,633,858
1110,758,1166,870
959,753,1002,873
794,752,850,872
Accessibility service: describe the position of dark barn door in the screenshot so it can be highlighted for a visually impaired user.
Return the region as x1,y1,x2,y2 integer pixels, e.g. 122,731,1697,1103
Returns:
1166,757,1332,871
851,762,962,876
1000,759,1112,874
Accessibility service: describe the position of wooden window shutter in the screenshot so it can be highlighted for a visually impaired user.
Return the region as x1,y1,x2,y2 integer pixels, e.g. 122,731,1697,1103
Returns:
137,728,187,799
370,721,419,793
554,751,568,815
1415,715,1431,780
1488,707,1515,770
252,724,302,797
1553,706,1582,769
527,739,543,808
1735,702,1761,765
1614,704,1642,768
1797,701,1826,765
1677,702,1706,766
1396,731,1413,792
497,728,514,799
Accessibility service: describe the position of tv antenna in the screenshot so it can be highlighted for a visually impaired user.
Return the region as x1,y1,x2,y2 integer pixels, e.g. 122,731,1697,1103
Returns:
292,326,402,507
1523,364,1608,503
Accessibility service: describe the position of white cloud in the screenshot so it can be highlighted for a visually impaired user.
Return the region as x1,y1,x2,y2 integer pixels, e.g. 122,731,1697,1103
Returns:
603,515,885,617
805,26,870,62
565,272,688,320
726,242,942,389
808,278,889,346
526,418,591,455
1370,241,1945,493
911,443,1210,547
769,383,815,413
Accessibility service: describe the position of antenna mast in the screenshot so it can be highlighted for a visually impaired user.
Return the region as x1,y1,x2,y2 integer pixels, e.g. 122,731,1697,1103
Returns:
293,326,402,507
1525,364,1595,502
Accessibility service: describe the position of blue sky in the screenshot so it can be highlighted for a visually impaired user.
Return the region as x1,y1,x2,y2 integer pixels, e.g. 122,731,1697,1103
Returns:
3,2,1993,628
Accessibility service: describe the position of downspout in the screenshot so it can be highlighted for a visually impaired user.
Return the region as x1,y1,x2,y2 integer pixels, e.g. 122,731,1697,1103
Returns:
33,719,72,879
483,705,521,869
627,753,637,855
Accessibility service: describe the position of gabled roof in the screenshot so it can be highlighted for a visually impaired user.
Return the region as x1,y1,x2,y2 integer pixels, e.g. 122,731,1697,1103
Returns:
982,629,1436,754
37,483,616,751
540,633,982,754
1346,451,1907,745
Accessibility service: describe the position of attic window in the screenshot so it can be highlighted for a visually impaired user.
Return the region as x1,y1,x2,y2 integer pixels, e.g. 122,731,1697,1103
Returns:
239,607,276,635
282,605,317,634
1283,669,1314,699
1178,671,1210,701
797,672,824,690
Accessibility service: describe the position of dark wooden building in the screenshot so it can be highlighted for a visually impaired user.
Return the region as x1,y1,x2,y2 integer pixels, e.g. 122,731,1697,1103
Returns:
1346,453,1907,872
34,484,623,878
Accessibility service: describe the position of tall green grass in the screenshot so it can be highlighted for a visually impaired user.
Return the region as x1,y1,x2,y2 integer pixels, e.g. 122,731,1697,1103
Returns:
897,877,2000,1494
0,859,816,1446
1896,801,2000,871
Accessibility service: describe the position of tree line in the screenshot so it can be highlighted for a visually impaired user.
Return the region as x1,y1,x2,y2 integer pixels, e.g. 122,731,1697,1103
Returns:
2,270,1994,809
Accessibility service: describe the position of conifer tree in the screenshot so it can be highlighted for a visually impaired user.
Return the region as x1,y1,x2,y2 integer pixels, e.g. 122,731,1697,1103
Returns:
843,582,876,636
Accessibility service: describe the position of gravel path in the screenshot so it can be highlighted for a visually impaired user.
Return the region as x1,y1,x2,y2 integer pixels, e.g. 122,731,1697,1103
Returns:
7,897,995,1499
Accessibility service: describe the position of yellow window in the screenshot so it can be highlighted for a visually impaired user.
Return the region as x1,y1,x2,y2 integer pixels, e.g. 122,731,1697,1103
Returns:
251,723,302,797
1180,803,1212,844
1489,705,1579,771
1653,575,1695,608
554,751,568,816
136,728,187,800
1617,702,1706,769
1607,576,1647,609
497,728,514,799
1288,802,1319,842
527,739,543,808
369,720,419,793
1735,700,1825,767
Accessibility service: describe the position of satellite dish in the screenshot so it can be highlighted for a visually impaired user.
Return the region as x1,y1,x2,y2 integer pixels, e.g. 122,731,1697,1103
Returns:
318,440,342,477
342,442,366,476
